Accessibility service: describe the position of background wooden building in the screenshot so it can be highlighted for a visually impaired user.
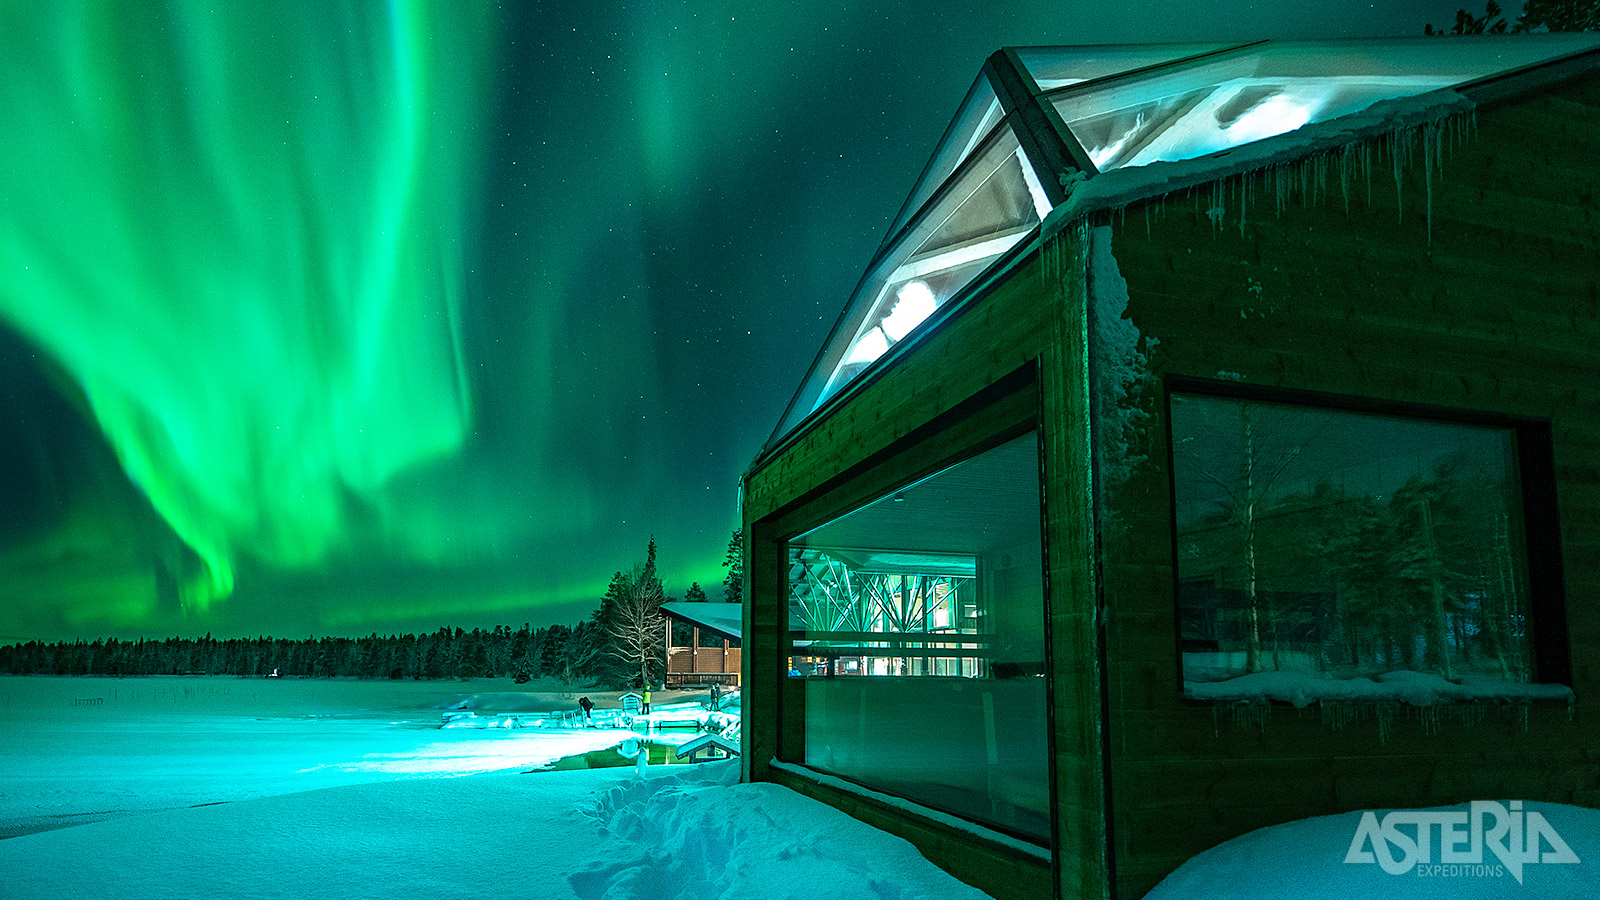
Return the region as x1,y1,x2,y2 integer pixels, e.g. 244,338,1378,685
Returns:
739,35,1600,900
660,601,742,687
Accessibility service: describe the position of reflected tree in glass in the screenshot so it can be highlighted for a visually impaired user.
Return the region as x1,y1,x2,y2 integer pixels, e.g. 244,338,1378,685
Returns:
1171,393,1534,687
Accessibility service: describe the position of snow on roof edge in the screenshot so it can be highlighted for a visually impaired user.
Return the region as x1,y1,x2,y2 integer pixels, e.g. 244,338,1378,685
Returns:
659,601,743,639
1039,87,1477,243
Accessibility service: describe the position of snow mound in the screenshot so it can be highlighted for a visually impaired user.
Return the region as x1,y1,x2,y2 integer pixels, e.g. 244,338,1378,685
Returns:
1147,802,1600,899
570,761,994,900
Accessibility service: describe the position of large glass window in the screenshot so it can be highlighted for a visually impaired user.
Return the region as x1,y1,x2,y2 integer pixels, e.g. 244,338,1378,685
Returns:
785,434,1048,841
1170,390,1543,698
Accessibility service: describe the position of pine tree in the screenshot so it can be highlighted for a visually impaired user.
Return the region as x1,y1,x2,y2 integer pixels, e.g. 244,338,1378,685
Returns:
511,655,533,684
539,624,570,679
642,536,659,586
684,582,708,603
722,529,745,603
1514,0,1600,31
1427,2,1508,34
1427,0,1600,35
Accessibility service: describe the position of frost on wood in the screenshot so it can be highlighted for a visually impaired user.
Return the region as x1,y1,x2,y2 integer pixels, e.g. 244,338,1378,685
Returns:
1083,224,1157,493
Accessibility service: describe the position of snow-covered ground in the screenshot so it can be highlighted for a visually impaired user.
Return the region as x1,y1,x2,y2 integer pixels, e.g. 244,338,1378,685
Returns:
0,755,993,900
6,748,1595,900
6,676,1595,899
0,676,637,837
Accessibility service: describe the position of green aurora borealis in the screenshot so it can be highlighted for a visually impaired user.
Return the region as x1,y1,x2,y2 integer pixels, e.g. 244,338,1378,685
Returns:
1,1,1461,641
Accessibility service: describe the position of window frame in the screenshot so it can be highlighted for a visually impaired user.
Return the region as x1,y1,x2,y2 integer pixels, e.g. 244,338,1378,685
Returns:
1161,375,1572,697
764,372,1057,846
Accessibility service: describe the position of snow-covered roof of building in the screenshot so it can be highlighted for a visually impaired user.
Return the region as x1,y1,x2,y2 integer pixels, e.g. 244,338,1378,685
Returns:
659,601,743,640
765,34,1600,450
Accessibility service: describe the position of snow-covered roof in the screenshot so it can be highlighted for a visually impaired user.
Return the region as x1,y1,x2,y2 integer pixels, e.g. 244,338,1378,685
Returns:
765,34,1600,450
659,601,743,640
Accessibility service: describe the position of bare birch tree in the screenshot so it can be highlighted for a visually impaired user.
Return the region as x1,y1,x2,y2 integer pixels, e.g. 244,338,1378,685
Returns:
607,577,667,689
1190,402,1312,673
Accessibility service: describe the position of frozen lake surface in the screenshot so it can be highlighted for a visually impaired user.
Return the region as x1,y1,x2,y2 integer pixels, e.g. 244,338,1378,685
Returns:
0,675,634,838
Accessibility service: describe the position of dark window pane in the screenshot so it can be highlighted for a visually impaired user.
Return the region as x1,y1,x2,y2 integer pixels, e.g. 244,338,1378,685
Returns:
1170,392,1536,695
786,434,1047,840
670,621,695,647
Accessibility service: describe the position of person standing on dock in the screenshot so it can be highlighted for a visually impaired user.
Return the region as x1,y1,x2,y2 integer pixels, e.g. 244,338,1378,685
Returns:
642,688,651,715
578,696,594,724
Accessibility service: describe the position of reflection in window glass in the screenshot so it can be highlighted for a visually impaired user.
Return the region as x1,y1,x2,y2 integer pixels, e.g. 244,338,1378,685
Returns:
1170,393,1535,694
787,434,1047,841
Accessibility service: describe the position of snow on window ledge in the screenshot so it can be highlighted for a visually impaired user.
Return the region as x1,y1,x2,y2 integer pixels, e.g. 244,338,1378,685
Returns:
1184,670,1574,709
767,760,1051,861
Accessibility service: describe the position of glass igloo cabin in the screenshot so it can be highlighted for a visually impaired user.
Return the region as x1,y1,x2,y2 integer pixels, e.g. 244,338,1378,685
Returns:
740,36,1600,900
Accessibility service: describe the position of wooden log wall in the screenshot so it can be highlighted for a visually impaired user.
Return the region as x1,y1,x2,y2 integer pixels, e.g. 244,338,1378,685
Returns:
1096,70,1600,897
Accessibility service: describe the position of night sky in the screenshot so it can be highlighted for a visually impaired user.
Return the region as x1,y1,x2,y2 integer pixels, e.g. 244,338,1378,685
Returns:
0,2,1465,642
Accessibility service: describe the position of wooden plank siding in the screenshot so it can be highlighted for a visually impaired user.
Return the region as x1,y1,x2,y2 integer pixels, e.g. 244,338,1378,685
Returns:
1096,70,1600,897
666,646,740,675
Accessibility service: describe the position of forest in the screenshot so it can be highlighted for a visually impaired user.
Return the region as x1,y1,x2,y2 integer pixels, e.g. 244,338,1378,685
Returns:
0,621,597,682
0,531,745,687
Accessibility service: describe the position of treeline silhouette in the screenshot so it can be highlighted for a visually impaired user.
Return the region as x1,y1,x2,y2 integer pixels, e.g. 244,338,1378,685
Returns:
0,621,604,681
3,532,747,685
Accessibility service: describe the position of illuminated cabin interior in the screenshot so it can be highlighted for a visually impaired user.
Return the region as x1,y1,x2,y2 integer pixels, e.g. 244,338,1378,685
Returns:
741,35,1600,900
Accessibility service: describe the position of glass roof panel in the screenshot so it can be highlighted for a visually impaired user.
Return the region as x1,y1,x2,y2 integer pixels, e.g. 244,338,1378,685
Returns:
767,35,1600,449
880,75,1004,253
1016,43,1239,90
775,123,1047,436
1051,35,1600,172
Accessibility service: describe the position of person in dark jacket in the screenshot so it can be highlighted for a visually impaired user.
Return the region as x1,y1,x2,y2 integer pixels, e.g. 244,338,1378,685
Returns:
578,696,594,723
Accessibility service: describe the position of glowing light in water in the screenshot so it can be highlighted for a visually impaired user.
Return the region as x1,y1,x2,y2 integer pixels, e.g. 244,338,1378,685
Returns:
0,2,500,607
